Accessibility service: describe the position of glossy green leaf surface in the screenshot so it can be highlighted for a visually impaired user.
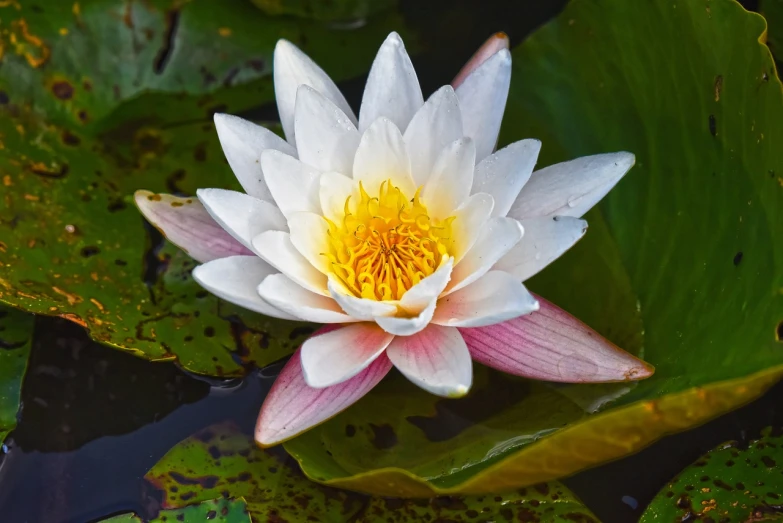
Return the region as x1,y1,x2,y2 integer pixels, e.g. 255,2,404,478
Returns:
250,0,396,21
283,0,783,496
641,429,783,521
0,305,34,442
762,0,783,63
101,498,251,523
0,0,410,376
145,422,598,522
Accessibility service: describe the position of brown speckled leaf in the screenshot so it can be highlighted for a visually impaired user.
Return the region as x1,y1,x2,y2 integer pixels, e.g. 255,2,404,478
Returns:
145,422,599,522
641,429,783,521
0,0,412,376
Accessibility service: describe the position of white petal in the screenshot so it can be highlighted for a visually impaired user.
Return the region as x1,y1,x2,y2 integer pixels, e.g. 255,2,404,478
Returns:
433,271,538,327
403,86,463,186
294,85,361,175
197,188,287,252
300,323,394,388
386,324,472,397
375,258,453,336
213,114,296,201
359,32,423,133
260,150,321,218
274,39,356,145
258,274,358,323
508,152,635,219
494,216,588,282
451,193,494,263
399,257,453,313
327,277,397,320
421,138,476,220
353,117,415,196
455,49,511,162
287,212,331,274
319,171,356,223
192,256,297,320
444,216,523,295
375,299,436,337
252,231,328,296
473,139,541,218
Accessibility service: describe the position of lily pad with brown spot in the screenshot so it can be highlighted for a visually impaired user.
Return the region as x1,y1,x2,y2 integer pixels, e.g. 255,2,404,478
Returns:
145,422,599,522
0,0,415,376
640,429,783,521
0,305,34,443
100,497,251,522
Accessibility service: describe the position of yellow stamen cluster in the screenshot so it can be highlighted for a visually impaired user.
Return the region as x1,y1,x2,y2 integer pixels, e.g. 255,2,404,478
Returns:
325,180,454,301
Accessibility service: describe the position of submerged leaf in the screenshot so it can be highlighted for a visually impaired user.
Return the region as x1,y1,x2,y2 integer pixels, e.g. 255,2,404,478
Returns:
0,305,34,443
100,498,251,522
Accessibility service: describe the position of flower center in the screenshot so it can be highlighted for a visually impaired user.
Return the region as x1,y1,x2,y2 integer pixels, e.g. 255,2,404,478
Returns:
325,180,454,301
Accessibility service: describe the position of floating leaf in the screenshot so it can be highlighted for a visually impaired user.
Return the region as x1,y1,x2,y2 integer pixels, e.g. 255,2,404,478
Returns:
283,0,783,496
0,305,34,443
101,498,251,523
145,422,598,522
640,429,783,521
761,0,783,64
250,0,396,22
0,0,413,376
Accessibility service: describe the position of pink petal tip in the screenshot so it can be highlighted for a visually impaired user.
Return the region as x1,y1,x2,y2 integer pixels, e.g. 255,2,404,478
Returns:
134,190,252,263
452,32,510,89
460,294,654,383
255,325,393,447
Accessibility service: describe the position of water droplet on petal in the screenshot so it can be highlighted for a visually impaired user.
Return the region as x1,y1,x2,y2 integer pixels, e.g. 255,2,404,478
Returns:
566,194,583,208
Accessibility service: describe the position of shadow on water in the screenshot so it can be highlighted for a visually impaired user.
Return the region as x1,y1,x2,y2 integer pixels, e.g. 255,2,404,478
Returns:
0,0,776,521
0,316,271,522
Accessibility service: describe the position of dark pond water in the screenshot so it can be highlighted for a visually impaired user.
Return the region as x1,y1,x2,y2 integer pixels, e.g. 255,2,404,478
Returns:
0,0,773,522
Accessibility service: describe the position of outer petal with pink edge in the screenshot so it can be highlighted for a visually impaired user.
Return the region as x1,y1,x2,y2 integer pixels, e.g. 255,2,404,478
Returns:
256,338,393,447
386,324,473,398
452,32,510,89
460,295,654,383
134,191,252,263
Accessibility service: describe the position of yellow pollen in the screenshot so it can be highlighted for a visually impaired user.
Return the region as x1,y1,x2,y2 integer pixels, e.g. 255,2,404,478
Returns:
325,180,454,301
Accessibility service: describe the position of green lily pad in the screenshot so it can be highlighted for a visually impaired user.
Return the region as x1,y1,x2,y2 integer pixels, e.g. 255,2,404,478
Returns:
640,429,783,521
145,422,598,521
282,0,783,496
0,0,413,376
761,0,783,64
250,0,396,22
0,305,34,443
101,498,251,523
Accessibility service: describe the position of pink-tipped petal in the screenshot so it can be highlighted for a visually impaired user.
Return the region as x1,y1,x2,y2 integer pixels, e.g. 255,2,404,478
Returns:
386,324,472,398
452,32,510,89
301,322,394,388
460,295,654,383
256,332,393,446
134,190,252,263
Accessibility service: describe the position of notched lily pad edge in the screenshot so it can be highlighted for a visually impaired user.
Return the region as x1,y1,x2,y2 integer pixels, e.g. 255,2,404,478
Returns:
287,365,783,497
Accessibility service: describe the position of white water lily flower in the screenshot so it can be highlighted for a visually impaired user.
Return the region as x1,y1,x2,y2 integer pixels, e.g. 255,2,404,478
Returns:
135,32,654,446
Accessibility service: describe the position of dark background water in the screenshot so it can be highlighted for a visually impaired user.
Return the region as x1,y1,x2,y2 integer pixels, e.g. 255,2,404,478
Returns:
0,0,772,522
